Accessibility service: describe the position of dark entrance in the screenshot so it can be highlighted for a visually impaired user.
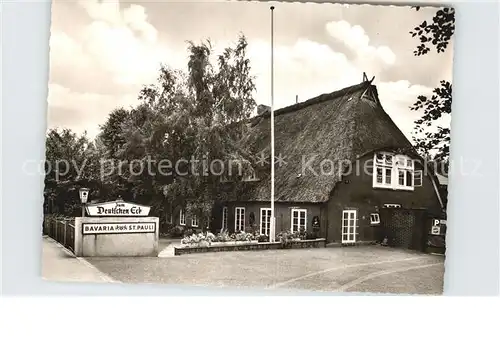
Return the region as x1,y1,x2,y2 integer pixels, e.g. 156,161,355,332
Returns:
379,208,429,252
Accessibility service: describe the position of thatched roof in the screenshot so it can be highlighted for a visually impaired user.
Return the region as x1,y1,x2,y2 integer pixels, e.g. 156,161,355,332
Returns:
225,80,415,203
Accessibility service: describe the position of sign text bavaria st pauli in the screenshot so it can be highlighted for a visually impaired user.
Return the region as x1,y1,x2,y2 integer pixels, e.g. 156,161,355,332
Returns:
82,222,156,235
86,199,151,217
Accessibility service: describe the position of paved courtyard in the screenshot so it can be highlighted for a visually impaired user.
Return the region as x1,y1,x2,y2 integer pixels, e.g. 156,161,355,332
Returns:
84,243,444,295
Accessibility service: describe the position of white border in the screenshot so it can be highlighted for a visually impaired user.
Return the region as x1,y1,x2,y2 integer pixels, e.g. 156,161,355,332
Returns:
1,0,499,297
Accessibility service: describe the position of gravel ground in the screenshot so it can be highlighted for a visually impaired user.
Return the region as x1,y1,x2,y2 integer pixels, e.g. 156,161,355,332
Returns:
86,245,445,295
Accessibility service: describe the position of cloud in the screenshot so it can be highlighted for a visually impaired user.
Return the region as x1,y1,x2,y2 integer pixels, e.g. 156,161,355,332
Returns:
326,20,396,73
50,1,175,87
47,83,138,136
244,28,431,142
47,3,447,144
47,0,179,137
81,20,171,85
377,81,434,139
77,0,157,42
49,31,90,70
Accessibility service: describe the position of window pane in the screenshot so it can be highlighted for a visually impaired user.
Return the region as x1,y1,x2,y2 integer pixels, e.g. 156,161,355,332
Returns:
406,171,413,186
384,154,392,165
376,168,383,183
415,171,422,186
399,170,405,185
385,168,391,184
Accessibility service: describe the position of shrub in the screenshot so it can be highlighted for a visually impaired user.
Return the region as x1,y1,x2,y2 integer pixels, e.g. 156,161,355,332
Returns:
169,226,185,238
257,234,269,242
277,230,302,248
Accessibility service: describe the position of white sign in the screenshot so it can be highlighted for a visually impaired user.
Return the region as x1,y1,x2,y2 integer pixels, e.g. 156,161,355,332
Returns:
431,226,441,235
83,222,156,235
433,219,447,226
80,191,89,203
86,200,151,217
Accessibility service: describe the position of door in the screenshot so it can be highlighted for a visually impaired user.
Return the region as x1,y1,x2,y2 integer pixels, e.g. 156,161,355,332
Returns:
260,208,272,235
341,210,357,243
235,207,245,232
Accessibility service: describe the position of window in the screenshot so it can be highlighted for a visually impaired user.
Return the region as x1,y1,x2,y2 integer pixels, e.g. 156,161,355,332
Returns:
374,153,393,186
291,209,307,233
373,152,415,191
235,207,245,232
179,209,186,226
221,206,228,230
342,210,357,243
370,213,380,224
191,214,199,227
260,208,272,235
414,170,423,187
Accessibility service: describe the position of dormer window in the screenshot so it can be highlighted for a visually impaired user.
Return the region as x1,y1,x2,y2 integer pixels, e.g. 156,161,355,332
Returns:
373,152,415,191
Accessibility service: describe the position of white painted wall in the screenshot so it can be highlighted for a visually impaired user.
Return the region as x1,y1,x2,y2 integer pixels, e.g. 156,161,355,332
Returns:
74,217,159,257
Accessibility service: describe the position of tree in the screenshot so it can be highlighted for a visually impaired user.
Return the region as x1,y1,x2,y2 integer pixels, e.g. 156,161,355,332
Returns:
410,6,454,165
44,128,102,216
100,34,257,227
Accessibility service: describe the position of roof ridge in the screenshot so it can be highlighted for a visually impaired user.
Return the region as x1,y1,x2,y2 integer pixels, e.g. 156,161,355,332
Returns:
256,81,370,119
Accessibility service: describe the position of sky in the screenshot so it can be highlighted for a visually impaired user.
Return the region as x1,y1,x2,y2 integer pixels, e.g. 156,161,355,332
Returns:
47,0,454,142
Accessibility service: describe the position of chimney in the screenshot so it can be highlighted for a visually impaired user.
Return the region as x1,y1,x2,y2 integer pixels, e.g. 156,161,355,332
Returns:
295,95,298,104
257,104,271,115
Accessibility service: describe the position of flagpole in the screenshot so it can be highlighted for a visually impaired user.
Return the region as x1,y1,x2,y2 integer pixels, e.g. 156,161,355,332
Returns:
270,5,276,243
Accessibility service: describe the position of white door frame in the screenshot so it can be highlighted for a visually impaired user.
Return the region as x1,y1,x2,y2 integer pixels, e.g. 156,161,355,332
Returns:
260,208,272,235
235,207,245,232
290,208,307,233
341,209,357,243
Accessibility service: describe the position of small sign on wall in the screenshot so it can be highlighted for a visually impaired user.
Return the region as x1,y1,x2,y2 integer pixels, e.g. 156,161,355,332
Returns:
431,218,446,236
82,222,156,235
433,219,446,226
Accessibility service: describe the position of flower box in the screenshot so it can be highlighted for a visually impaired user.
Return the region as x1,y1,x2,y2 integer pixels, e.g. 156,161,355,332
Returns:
174,238,327,256
209,240,259,247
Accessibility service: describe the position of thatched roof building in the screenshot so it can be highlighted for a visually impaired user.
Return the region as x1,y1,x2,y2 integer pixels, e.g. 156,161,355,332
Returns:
227,79,417,203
